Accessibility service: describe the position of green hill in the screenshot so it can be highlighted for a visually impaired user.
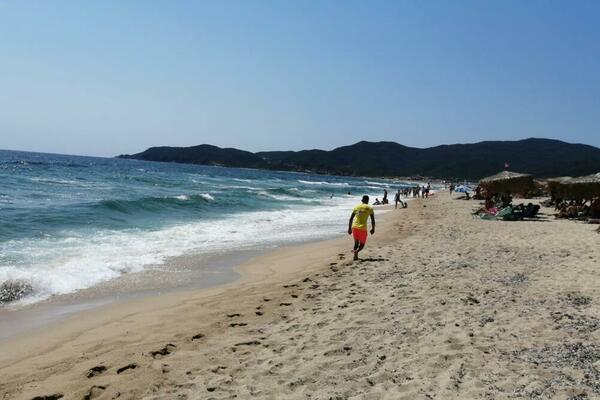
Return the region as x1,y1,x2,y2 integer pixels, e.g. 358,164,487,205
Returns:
118,138,600,179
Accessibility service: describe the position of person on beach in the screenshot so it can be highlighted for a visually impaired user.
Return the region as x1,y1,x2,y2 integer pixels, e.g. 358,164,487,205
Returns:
394,190,406,209
382,189,388,204
348,195,375,261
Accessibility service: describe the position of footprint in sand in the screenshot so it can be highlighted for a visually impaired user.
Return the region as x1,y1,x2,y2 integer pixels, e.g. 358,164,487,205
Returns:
231,340,262,352
226,313,241,318
83,385,106,400
86,365,107,378
323,346,352,356
234,340,261,346
191,333,204,341
116,363,138,374
161,364,170,374
31,395,64,400
150,344,176,359
229,322,248,327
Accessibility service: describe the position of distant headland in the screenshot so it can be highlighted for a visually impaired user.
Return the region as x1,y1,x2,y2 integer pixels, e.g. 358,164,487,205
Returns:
117,138,600,180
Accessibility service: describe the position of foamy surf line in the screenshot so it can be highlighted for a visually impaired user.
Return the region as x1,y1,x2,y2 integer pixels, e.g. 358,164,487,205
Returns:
1,193,394,307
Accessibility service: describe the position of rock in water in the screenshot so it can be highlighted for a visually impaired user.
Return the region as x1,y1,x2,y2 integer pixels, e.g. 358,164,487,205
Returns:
0,279,34,303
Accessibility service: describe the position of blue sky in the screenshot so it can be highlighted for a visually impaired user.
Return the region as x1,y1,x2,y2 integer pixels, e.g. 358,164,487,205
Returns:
1,0,599,156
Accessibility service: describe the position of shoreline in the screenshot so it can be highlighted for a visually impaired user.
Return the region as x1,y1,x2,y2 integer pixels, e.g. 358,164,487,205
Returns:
0,200,404,395
0,201,397,342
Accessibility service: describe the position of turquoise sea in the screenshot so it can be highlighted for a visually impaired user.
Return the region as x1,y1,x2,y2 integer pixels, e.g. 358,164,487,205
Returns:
0,149,418,304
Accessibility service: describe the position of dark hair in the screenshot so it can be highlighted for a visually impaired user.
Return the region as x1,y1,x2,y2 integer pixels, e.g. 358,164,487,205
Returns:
362,195,369,204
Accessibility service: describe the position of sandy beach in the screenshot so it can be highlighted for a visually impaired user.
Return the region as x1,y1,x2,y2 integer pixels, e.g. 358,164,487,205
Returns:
1,192,599,400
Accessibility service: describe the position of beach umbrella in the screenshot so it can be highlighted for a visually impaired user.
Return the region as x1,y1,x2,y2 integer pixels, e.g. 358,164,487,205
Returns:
558,172,600,200
547,176,572,199
454,185,472,193
479,171,534,194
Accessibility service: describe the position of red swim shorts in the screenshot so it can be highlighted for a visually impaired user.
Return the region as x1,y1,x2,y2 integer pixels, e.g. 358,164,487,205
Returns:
352,228,368,244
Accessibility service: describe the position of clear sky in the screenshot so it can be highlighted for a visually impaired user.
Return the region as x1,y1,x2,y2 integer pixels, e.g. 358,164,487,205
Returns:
1,0,599,156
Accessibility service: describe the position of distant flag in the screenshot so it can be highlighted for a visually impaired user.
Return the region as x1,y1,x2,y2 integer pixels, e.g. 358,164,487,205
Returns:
504,162,509,169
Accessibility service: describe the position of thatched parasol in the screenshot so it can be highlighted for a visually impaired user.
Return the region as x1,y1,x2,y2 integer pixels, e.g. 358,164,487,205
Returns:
547,176,572,199
558,172,600,200
479,171,535,194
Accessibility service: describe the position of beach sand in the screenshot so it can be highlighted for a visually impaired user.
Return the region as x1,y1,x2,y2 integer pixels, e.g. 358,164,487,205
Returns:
1,193,599,400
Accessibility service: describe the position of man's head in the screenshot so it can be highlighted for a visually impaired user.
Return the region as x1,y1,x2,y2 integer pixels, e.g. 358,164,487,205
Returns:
362,195,369,204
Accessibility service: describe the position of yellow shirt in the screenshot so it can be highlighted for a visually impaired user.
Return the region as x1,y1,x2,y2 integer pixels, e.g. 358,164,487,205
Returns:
352,203,374,230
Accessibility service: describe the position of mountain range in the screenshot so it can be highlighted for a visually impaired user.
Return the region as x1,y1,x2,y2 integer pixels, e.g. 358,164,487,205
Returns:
117,138,600,179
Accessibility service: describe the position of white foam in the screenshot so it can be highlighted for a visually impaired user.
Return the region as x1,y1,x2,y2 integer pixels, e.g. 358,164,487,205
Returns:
29,177,81,185
364,180,390,186
257,191,313,202
298,180,349,186
199,193,214,201
0,193,382,304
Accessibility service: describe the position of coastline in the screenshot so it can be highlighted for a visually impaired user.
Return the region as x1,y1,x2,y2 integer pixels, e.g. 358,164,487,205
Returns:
0,201,401,396
0,201,395,341
3,192,598,399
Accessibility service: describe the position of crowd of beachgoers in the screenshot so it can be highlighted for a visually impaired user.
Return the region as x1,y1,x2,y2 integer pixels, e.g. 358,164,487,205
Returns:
370,184,434,207
445,170,600,227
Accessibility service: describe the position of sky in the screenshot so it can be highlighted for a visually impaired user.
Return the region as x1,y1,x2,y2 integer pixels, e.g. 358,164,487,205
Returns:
1,0,599,157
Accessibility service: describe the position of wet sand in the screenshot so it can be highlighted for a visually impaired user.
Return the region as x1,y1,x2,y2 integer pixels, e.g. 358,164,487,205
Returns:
1,193,599,399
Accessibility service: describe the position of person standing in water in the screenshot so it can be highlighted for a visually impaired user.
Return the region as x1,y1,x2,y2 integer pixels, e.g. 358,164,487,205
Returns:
348,195,375,261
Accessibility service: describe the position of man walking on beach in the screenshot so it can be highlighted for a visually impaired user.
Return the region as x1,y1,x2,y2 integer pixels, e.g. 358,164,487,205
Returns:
348,195,375,261
394,189,406,209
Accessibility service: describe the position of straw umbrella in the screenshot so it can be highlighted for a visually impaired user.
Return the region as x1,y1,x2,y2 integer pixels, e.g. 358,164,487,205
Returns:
479,171,535,194
547,176,572,200
558,172,600,200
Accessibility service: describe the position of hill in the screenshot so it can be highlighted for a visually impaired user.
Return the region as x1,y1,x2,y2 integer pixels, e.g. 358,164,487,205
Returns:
117,138,600,179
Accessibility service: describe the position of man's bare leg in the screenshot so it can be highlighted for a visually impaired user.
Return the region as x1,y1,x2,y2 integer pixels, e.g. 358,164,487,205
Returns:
353,242,364,260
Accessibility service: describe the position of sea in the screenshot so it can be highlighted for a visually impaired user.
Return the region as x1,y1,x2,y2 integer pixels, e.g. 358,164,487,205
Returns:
0,149,422,308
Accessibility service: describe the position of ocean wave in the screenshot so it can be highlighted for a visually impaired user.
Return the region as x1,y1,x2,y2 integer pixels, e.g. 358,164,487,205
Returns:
223,185,261,191
29,177,81,185
200,193,214,201
97,193,215,214
298,180,349,187
0,196,361,304
256,191,307,202
364,181,391,187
